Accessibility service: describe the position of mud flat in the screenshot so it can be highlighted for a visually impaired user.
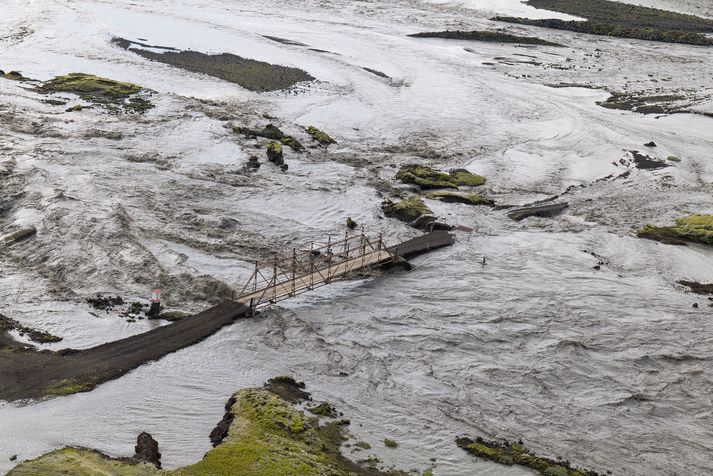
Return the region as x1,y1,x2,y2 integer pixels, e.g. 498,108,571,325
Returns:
112,37,314,92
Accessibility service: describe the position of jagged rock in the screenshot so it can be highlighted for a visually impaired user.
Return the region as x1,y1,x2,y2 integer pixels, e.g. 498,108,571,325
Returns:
507,202,569,221
246,156,261,169
134,432,161,468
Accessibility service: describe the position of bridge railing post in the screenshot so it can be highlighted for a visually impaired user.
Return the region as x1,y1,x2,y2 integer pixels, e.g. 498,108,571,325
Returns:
326,237,332,283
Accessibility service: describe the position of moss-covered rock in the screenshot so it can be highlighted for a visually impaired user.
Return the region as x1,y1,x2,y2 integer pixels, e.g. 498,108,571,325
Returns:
308,402,338,418
11,386,408,476
266,141,284,165
426,191,494,206
2,71,28,81
450,169,486,187
637,214,713,246
281,136,305,152
395,165,486,190
456,437,599,476
307,126,336,146
235,124,285,140
381,196,432,223
395,165,457,189
36,73,153,113
383,439,398,448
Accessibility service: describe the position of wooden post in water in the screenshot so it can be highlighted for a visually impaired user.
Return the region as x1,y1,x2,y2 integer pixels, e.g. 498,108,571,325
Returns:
326,237,332,283
309,242,315,289
272,253,278,302
291,248,297,296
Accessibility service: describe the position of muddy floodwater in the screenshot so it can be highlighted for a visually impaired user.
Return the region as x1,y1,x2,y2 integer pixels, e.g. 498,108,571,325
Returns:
1,0,713,474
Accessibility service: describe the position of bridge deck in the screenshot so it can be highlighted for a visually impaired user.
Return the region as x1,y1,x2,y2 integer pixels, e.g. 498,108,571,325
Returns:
237,249,392,305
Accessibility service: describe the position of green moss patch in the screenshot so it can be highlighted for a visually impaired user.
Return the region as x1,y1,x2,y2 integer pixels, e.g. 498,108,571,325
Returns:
43,377,97,397
1,70,29,81
36,73,153,113
307,126,336,145
395,165,485,190
308,402,338,418
382,196,432,223
8,448,158,476
383,439,398,448
409,30,563,47
456,437,600,476
637,214,713,246
281,136,305,152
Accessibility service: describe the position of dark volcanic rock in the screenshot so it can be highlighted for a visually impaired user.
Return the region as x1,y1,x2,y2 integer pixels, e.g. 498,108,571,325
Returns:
134,432,161,468
507,202,569,221
210,395,237,447
630,150,670,170
679,281,713,295
263,376,311,402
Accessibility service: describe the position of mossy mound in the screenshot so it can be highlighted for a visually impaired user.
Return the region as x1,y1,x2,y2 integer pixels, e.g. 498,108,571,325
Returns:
637,214,713,246
11,386,406,476
8,448,157,476
1,70,28,81
396,165,456,189
308,402,339,418
266,141,284,165
427,191,494,206
36,73,152,113
307,126,336,146
456,437,600,476
281,136,305,152
234,123,285,140
450,169,486,187
395,165,485,190
381,196,432,223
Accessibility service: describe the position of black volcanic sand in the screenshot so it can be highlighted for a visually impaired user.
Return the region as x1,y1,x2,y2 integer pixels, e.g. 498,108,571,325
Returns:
493,0,713,46
525,0,713,32
0,301,249,402
409,30,563,47
113,37,314,92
